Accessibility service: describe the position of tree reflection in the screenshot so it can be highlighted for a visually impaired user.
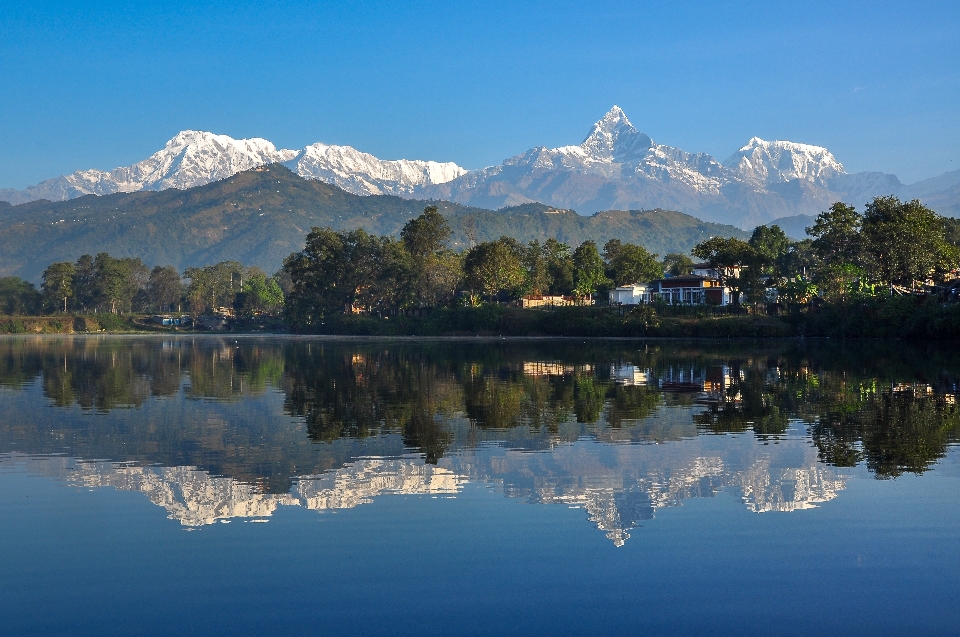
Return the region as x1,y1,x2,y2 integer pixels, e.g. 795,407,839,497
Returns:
0,337,958,479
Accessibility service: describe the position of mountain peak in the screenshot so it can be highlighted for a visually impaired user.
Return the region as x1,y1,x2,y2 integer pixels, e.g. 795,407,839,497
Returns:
580,106,652,162
726,137,844,186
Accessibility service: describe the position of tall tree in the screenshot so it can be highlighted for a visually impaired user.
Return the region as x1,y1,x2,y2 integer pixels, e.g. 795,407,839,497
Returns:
861,196,949,288
400,207,459,308
807,202,863,268
462,237,526,301
42,262,76,313
184,261,244,314
545,239,574,295
95,253,148,313
0,277,41,316
603,239,661,286
662,253,694,276
748,225,789,274
400,206,451,259
572,240,610,299
145,266,182,313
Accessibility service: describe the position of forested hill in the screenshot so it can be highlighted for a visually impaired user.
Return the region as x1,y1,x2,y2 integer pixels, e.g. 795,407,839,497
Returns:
0,164,747,281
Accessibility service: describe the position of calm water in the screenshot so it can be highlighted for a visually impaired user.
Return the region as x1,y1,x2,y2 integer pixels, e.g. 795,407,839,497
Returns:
1,336,959,636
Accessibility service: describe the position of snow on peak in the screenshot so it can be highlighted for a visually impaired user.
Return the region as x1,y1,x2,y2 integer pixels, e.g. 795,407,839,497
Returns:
288,143,466,196
725,137,845,186
0,132,464,203
579,105,653,162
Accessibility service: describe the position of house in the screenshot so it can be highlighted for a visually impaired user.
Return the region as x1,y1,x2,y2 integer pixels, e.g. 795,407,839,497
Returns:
608,275,739,306
609,284,655,306
656,275,733,305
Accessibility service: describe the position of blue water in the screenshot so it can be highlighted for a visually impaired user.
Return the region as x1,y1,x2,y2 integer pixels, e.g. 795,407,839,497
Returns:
1,336,958,636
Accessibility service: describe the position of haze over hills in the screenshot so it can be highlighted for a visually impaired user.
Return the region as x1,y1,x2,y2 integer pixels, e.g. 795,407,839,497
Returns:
0,165,747,282
2,107,958,228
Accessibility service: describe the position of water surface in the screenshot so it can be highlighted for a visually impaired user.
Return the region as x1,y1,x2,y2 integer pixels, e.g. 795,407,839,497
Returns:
1,336,958,636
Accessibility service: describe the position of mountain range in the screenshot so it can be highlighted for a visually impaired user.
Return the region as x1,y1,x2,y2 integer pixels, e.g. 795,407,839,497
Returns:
0,165,747,282
3,107,959,228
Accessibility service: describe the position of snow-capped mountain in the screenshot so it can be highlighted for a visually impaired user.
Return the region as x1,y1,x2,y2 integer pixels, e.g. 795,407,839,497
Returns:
3,107,959,227
420,106,960,227
0,131,298,204
724,137,844,187
287,143,465,196
0,131,466,205
420,107,859,226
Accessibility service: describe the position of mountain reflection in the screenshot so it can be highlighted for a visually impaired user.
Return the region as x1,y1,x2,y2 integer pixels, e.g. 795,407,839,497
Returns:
0,336,958,543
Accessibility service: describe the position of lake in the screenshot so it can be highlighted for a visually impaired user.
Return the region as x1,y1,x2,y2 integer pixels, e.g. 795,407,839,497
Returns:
1,336,958,636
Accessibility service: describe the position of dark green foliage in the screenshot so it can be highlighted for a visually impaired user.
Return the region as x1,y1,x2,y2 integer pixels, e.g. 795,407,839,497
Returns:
462,237,526,300
861,196,947,287
572,241,610,297
0,277,41,315
603,239,662,286
662,253,694,276
144,265,182,313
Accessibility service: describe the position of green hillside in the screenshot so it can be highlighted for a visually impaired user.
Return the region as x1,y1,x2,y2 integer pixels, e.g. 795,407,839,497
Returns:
0,165,747,281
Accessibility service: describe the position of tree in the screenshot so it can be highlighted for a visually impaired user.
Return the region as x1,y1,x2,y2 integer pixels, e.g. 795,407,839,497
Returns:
236,269,285,316
748,225,789,275
807,202,863,268
462,237,526,301
522,241,551,296
861,196,948,289
72,254,99,311
144,266,182,312
603,239,661,286
283,228,395,327
778,239,819,280
42,262,76,313
400,207,459,308
0,277,41,315
662,253,694,276
401,206,451,259
572,240,610,299
184,261,244,315
544,238,574,295
95,253,148,313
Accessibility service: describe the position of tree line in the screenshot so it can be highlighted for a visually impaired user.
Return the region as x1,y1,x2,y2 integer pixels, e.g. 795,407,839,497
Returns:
692,196,960,307
282,206,676,329
2,195,957,328
0,254,286,316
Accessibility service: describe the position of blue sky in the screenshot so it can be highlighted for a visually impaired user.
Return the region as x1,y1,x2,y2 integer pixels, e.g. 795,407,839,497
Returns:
1,0,958,189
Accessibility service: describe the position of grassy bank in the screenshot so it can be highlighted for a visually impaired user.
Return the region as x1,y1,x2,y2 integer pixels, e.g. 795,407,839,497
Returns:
0,314,155,334
6,296,960,339
300,306,795,338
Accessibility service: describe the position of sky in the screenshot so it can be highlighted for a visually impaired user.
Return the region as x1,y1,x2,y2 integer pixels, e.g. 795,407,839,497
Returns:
1,0,958,189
